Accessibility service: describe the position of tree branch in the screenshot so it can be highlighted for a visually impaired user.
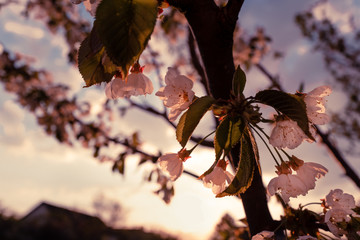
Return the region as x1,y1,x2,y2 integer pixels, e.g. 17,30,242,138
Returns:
187,28,210,96
126,99,214,148
168,0,278,236
168,0,241,99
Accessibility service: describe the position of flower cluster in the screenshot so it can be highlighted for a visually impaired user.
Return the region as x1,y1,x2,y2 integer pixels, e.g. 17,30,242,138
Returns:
267,156,327,203
105,63,153,99
324,189,357,237
269,86,332,149
104,65,195,121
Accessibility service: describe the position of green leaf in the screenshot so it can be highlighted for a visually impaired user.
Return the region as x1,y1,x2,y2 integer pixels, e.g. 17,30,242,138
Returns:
94,0,158,78
215,116,231,156
248,126,261,175
176,96,216,147
214,116,245,159
216,127,256,197
78,30,114,87
232,65,246,96
255,90,314,140
214,135,223,161
199,159,218,179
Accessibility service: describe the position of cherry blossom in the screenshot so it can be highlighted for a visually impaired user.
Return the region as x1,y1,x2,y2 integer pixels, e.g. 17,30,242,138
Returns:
324,189,356,237
325,189,356,210
155,67,195,121
325,221,347,237
202,160,234,195
267,173,308,203
269,117,310,149
303,86,332,125
105,65,153,99
251,231,274,240
290,156,328,190
158,149,190,181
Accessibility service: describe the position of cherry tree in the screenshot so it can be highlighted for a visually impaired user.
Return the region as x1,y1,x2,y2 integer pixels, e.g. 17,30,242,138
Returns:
0,0,360,239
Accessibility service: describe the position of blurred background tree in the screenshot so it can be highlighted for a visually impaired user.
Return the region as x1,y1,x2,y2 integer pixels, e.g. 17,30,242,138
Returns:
0,0,359,238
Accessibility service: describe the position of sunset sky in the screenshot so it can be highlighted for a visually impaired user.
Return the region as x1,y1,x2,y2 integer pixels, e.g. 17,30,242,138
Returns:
0,0,360,239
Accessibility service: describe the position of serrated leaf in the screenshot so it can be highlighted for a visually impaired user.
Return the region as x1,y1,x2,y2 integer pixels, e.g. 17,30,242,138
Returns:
232,65,246,96
214,135,222,161
214,116,245,159
176,96,216,147
248,126,261,175
255,90,314,140
94,0,158,78
78,30,114,87
216,127,256,197
199,159,218,179
215,116,231,154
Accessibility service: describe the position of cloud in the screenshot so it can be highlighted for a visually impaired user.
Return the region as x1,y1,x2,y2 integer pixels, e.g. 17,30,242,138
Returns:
4,21,45,39
0,100,26,145
312,1,354,33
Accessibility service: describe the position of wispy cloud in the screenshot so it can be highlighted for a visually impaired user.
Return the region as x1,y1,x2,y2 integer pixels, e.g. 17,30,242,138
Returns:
4,21,45,39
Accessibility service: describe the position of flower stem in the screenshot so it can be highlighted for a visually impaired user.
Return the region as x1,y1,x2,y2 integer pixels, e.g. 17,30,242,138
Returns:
188,130,215,153
301,202,322,208
280,149,292,160
251,124,280,166
273,147,285,163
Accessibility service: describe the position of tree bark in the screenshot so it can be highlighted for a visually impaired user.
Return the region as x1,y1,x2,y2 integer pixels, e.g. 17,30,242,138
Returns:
168,0,278,236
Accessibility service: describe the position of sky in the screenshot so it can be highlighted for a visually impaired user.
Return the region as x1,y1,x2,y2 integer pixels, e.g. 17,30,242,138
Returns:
0,0,360,239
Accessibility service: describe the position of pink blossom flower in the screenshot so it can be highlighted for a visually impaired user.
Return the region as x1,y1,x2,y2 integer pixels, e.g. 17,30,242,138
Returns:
325,221,347,237
294,161,328,190
105,67,153,99
325,189,356,210
325,208,354,223
304,86,332,125
251,231,274,240
158,153,184,181
267,173,308,203
155,67,195,121
158,149,190,181
324,189,356,237
269,118,310,149
203,160,234,195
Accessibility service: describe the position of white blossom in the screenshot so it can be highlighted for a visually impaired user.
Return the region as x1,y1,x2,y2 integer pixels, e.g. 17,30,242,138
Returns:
105,73,153,99
326,189,356,210
251,231,274,240
267,173,308,203
156,67,195,121
325,221,347,237
203,161,234,195
269,118,310,149
158,149,190,181
324,189,356,237
304,86,332,125
295,162,328,190
325,208,353,223
158,153,184,181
